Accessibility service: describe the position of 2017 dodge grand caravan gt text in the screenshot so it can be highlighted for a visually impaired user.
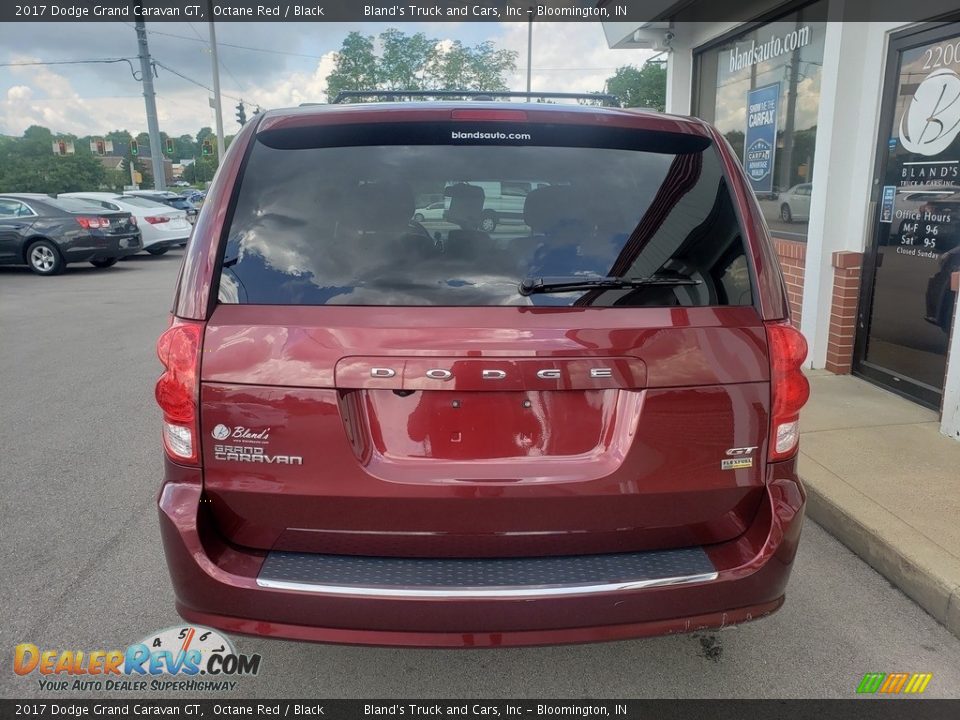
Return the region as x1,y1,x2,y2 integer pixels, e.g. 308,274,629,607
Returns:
155,101,810,647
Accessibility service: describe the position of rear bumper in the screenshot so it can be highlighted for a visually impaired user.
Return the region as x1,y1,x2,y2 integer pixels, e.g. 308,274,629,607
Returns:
63,232,142,261
158,458,805,647
142,236,189,251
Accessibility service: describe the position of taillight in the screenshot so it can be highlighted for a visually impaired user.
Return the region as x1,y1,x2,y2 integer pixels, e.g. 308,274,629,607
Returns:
76,216,110,229
766,321,810,461
155,320,204,465
144,215,170,224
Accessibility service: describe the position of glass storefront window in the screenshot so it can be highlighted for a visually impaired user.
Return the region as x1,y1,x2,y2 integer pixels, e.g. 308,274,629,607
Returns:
859,25,960,402
693,1,827,241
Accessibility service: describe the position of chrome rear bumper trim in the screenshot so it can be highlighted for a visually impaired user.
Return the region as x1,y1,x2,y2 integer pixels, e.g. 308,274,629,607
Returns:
256,571,719,598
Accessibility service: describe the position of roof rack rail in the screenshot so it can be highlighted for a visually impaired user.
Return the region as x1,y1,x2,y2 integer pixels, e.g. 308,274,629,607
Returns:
329,90,620,106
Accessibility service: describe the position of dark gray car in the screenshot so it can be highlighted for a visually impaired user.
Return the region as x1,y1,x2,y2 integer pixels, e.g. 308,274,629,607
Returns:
0,194,142,275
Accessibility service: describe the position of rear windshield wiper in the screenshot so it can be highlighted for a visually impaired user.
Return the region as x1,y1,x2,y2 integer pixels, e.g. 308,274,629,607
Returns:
518,275,702,296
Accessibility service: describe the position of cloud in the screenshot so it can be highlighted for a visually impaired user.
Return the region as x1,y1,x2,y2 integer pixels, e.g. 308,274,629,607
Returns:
495,22,655,95
0,21,656,136
7,86,33,102
244,51,338,108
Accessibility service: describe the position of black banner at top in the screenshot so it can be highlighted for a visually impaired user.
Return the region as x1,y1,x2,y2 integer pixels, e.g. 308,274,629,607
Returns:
2,0,960,22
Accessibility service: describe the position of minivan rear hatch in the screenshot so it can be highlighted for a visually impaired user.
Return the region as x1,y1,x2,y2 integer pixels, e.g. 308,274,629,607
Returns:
197,115,772,557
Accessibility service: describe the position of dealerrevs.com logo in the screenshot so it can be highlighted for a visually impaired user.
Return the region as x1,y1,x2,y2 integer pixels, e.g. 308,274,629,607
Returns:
13,626,261,692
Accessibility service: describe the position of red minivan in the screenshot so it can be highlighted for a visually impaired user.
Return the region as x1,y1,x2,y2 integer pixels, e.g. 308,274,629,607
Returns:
156,99,809,647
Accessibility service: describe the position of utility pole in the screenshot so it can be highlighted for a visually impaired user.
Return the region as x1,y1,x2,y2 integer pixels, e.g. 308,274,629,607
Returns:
526,7,533,99
207,0,225,163
134,14,166,190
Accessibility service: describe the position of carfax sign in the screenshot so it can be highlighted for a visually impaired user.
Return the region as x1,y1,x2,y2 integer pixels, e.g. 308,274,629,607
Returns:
744,83,780,194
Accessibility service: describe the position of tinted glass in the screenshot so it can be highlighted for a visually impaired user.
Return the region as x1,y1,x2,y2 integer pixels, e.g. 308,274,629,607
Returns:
861,27,960,396
47,197,108,213
0,199,22,217
121,196,168,208
694,1,827,242
219,125,752,307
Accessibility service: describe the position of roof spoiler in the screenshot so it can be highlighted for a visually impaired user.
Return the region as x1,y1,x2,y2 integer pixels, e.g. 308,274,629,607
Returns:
322,90,620,106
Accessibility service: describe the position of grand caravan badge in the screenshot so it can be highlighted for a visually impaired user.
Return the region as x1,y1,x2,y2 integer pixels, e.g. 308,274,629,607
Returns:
899,68,960,156
211,425,303,465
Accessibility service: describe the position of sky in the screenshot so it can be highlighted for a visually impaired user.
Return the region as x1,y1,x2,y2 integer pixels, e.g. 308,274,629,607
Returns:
0,21,654,138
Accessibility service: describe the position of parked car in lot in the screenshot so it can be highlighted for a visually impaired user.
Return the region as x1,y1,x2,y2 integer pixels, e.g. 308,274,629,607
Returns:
451,179,550,231
412,201,446,222
157,99,810,647
60,192,190,255
180,189,205,205
0,193,141,275
779,183,812,223
126,190,200,224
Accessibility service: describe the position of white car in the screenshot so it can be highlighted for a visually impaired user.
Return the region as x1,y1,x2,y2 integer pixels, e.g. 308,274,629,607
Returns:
412,201,446,222
59,192,191,255
779,183,812,223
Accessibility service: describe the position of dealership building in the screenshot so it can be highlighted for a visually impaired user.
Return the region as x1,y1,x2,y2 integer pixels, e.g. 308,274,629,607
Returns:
603,0,960,439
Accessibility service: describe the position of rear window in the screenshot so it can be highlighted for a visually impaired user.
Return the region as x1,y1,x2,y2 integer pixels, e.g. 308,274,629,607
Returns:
218,122,752,307
121,196,168,208
48,197,109,213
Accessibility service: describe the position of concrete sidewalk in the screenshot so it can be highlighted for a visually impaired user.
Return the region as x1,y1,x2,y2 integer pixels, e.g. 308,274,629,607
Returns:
800,370,960,639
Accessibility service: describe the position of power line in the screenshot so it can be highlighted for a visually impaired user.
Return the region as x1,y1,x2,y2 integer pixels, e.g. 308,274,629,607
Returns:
0,57,138,68
186,21,260,109
152,59,244,104
140,26,328,60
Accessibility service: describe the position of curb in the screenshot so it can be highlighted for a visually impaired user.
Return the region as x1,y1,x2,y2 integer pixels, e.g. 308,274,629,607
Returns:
802,462,960,641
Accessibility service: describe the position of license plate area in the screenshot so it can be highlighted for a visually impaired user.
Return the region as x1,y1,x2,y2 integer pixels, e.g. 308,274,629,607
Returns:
362,389,613,460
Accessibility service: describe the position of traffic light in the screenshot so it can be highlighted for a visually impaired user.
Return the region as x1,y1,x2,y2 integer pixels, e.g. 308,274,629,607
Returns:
130,139,139,156
236,101,247,125
202,139,213,156
165,137,174,155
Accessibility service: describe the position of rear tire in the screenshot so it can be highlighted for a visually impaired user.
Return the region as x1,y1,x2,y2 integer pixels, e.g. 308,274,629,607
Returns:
26,240,65,276
90,258,119,268
479,211,498,232
147,247,169,256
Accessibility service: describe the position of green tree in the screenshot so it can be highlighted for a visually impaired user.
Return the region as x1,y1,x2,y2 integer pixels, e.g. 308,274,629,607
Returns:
379,28,436,90
103,160,129,193
182,156,217,185
326,31,379,102
326,29,517,102
0,125,105,194
104,130,133,157
105,129,132,145
175,134,196,161
195,127,213,147
605,61,667,111
427,40,516,92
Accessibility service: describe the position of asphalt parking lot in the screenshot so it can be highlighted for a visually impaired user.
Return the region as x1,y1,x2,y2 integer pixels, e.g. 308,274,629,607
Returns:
2,251,960,699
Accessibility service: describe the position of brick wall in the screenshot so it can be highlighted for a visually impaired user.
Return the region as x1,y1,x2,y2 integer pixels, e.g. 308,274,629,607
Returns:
825,251,863,374
773,238,806,329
